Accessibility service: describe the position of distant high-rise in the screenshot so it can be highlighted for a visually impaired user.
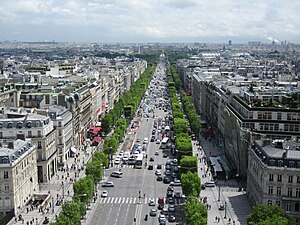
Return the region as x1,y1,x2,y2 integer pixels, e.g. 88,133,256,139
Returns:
228,40,232,46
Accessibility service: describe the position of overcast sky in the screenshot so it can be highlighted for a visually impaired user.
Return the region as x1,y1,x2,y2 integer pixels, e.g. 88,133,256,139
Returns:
0,0,299,43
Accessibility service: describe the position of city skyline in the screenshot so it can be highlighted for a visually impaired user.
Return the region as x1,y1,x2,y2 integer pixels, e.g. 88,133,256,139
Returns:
0,0,300,43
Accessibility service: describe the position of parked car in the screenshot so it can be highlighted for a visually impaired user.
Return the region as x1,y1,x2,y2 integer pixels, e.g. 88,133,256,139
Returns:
101,190,108,198
102,181,114,187
150,208,157,216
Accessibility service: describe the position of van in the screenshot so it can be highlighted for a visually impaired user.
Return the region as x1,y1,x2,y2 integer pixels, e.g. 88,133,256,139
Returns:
110,171,123,178
204,181,215,187
143,137,149,144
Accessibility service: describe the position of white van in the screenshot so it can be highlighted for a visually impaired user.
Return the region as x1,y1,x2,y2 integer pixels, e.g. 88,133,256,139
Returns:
143,137,149,144
110,171,123,178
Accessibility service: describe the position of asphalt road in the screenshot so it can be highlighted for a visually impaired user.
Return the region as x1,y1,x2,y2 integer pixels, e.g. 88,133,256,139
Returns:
89,61,181,225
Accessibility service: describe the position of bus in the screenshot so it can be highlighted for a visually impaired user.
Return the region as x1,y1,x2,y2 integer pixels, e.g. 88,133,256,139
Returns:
161,137,169,149
135,154,144,169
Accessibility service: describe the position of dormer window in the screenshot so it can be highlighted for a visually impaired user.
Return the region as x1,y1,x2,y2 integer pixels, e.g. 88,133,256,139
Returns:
278,160,284,167
17,122,23,129
27,122,32,128
269,159,275,166
0,122,2,128
36,121,40,127
7,122,13,128
289,161,295,168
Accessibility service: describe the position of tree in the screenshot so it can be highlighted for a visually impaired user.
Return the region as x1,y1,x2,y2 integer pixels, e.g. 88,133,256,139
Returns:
58,200,85,225
185,198,207,225
179,156,198,174
85,160,103,183
247,203,295,225
181,171,201,197
73,176,94,205
93,151,109,168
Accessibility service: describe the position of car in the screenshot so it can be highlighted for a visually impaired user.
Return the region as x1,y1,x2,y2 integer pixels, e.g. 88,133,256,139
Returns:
148,199,155,206
148,165,154,170
173,166,179,172
166,190,173,197
159,214,166,223
156,139,161,144
167,197,175,205
171,172,178,178
158,197,164,204
165,164,171,170
174,192,181,198
205,181,216,187
172,159,178,165
102,181,114,187
170,178,181,186
165,170,171,176
159,219,166,225
101,190,108,198
136,138,141,142
168,215,176,222
157,164,162,169
158,203,164,210
163,176,170,184
167,186,174,192
157,175,163,181
155,170,162,176
150,136,155,142
168,204,175,212
161,208,168,215
149,157,154,162
155,151,159,155
114,159,120,164
149,208,157,216
166,160,171,165
163,153,168,158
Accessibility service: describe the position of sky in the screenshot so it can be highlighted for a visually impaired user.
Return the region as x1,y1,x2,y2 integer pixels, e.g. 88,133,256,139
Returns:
0,0,299,43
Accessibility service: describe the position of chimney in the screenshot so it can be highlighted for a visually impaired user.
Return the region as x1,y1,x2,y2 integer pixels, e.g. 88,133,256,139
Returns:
16,132,26,141
8,142,14,149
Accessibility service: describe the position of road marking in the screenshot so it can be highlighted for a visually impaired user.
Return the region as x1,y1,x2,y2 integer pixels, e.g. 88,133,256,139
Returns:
126,197,129,204
110,197,114,204
133,197,136,204
129,197,132,204
103,197,107,203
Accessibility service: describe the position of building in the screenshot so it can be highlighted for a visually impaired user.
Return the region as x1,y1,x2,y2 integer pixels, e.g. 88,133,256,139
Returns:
0,138,38,216
0,108,56,183
247,139,300,222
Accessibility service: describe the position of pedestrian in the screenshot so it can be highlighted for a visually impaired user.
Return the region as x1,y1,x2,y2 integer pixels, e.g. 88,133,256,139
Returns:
215,216,218,221
26,207,29,213
218,217,220,222
233,221,235,225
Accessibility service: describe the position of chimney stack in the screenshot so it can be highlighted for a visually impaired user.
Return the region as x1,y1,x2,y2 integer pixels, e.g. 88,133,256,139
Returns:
8,142,14,149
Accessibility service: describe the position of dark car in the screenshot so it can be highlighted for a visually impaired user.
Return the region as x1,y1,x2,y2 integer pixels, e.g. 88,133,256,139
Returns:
168,215,176,222
157,175,163,181
167,190,173,197
148,165,154,170
149,157,154,162
163,176,170,184
157,164,162,169
163,153,168,158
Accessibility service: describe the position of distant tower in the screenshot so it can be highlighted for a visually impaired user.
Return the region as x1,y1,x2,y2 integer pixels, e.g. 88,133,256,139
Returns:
228,40,232,46
0,59,3,75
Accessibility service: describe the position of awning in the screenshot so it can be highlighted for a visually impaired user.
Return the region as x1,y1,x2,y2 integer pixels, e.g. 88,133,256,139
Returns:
92,136,102,143
70,147,77,153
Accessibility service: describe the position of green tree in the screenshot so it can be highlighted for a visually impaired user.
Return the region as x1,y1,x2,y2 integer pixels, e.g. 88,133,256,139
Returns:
181,171,201,197
179,156,198,174
93,151,109,168
85,160,103,183
73,176,94,204
185,198,207,225
59,200,85,225
247,203,295,225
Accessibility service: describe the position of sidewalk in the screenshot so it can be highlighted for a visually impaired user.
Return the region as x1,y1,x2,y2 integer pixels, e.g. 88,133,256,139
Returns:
192,137,251,225
8,145,96,225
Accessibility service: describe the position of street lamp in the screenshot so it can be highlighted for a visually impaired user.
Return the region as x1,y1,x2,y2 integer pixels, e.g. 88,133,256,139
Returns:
224,201,227,219
218,186,221,202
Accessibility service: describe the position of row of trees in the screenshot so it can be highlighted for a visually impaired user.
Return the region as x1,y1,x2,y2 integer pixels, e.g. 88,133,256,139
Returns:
166,60,207,225
52,151,109,225
101,66,155,155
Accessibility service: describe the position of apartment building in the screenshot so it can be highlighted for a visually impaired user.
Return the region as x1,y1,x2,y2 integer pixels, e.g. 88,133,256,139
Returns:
247,139,300,222
0,108,56,183
0,138,38,215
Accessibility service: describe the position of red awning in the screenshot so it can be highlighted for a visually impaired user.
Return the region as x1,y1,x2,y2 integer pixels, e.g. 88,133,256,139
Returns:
92,136,102,143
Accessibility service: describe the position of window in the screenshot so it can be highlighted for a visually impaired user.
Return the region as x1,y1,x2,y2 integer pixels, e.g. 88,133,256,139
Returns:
4,183,9,192
0,132,2,138
288,175,293,183
277,174,282,182
278,160,284,167
295,203,300,212
296,188,300,198
28,131,32,138
267,200,272,205
289,161,295,168
286,202,292,211
269,174,274,181
0,123,2,128
7,122,13,128
37,141,42,149
276,201,281,206
277,113,282,120
288,188,293,197
276,187,281,196
38,131,41,137
4,171,8,179
27,122,32,128
297,176,300,183
268,186,273,195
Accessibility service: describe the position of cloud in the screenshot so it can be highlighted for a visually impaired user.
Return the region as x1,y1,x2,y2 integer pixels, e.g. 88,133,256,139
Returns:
0,0,299,42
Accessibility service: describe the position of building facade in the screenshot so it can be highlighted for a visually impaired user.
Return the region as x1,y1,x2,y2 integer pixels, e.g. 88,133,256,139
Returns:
0,138,38,215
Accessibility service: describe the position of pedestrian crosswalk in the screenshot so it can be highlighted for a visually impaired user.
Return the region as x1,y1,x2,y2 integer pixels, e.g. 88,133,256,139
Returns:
99,197,160,205
114,164,165,169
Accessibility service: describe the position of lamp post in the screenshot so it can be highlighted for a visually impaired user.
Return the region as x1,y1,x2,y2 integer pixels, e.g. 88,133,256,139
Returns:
52,197,55,213
224,201,227,219
61,182,65,200
218,186,221,202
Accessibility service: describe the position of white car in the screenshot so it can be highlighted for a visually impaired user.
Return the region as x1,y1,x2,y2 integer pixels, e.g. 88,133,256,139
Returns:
155,170,162,176
114,159,120,164
101,190,108,198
